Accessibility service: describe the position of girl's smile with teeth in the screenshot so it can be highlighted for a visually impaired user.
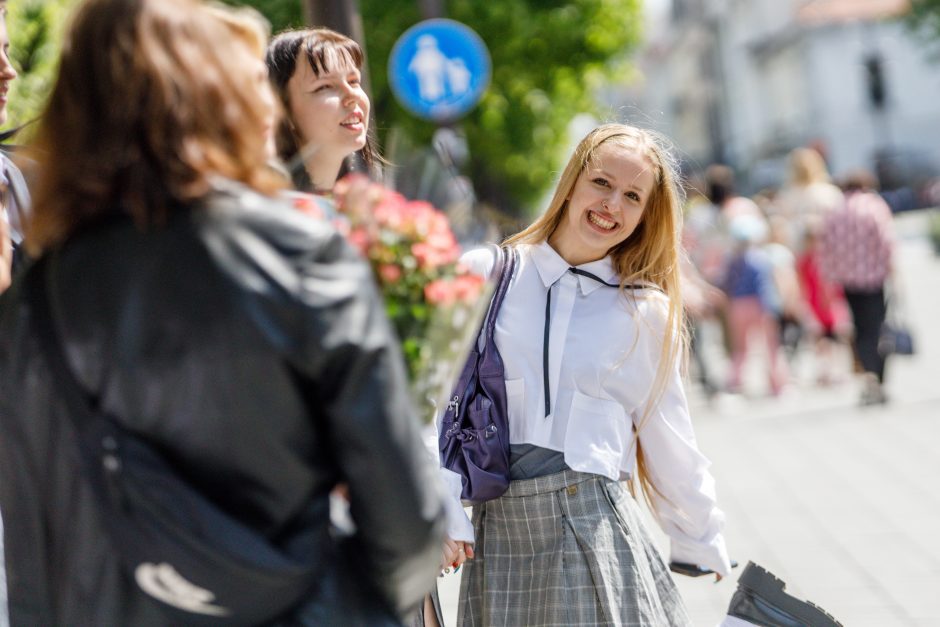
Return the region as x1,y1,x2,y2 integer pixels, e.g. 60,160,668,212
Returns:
587,210,617,231
341,112,363,127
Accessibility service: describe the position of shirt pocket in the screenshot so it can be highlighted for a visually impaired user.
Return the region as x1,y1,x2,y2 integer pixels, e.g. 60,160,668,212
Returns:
564,390,627,479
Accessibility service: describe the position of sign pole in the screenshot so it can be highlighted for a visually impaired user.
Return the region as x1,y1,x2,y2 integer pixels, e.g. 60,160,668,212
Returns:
388,19,491,238
418,0,444,19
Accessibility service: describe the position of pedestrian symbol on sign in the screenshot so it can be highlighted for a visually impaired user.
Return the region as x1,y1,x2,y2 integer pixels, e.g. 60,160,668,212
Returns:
409,35,472,103
389,20,491,123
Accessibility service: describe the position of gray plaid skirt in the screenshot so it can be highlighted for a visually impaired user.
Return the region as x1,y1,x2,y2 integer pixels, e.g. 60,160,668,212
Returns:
456,469,691,627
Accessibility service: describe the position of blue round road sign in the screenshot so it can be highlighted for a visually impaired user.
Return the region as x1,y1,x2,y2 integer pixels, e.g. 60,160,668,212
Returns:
388,19,491,123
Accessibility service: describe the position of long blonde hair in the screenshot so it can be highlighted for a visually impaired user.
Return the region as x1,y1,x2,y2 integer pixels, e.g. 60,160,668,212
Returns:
505,123,688,507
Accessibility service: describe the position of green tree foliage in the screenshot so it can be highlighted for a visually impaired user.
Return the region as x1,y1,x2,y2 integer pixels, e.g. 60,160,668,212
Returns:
907,0,940,45
8,0,642,214
5,0,76,138
7,0,648,211
360,0,642,214
220,0,304,33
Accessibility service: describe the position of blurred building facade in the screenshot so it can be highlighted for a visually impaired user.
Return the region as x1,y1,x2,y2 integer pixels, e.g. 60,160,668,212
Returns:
631,0,939,198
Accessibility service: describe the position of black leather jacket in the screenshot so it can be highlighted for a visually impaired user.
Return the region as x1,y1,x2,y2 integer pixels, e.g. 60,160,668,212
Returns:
0,181,444,625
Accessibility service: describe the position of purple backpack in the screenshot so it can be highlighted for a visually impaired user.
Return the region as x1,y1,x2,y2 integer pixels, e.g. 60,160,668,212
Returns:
439,245,516,503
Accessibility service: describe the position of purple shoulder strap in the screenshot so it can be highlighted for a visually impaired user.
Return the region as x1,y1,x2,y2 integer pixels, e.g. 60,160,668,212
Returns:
480,245,515,348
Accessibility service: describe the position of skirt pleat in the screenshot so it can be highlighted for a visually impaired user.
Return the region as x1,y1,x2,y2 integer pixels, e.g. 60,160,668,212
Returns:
457,469,691,627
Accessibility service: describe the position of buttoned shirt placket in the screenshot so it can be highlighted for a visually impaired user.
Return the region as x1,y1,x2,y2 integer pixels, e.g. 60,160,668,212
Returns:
542,272,576,420
541,264,631,425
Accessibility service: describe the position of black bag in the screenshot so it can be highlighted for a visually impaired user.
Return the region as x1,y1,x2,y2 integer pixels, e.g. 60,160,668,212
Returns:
26,259,320,626
439,245,516,503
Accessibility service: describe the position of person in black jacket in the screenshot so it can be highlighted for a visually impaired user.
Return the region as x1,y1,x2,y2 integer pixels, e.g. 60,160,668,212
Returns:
0,1,24,620
0,0,26,293
0,0,444,624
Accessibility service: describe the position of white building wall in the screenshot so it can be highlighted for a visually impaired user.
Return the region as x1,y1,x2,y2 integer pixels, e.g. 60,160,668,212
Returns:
631,1,940,191
804,20,940,178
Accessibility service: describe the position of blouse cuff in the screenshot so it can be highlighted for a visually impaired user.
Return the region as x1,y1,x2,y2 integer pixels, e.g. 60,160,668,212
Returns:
423,423,475,543
439,467,474,542
669,532,732,577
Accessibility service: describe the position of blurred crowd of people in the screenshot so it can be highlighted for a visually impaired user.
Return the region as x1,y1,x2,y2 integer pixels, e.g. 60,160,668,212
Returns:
681,147,897,406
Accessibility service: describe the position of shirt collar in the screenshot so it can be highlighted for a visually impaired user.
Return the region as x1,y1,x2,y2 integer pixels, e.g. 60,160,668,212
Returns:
530,241,619,295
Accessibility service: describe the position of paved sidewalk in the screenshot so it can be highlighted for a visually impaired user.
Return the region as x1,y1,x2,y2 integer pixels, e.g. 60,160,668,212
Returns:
668,222,940,626
438,213,940,626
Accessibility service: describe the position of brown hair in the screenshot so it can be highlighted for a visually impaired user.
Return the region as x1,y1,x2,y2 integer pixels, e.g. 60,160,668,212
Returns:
205,2,270,58
27,0,284,253
265,28,381,188
840,168,879,193
505,123,687,509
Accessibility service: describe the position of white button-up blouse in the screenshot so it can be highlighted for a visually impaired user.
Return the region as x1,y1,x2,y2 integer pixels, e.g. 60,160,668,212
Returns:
458,240,731,575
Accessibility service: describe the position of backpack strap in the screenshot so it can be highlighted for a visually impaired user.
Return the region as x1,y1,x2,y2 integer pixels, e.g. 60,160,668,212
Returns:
26,257,102,430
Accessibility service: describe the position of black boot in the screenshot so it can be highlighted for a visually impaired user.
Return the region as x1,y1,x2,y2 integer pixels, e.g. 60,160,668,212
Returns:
726,562,842,627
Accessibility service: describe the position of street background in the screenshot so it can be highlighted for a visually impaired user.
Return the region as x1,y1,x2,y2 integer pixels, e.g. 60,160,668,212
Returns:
6,2,940,625
438,211,940,626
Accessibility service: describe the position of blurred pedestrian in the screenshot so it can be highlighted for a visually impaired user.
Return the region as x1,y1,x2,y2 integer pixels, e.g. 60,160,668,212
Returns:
0,0,443,624
685,165,762,289
686,165,765,361
681,253,725,399
819,170,895,404
0,2,27,621
797,218,850,385
706,164,764,223
455,124,731,626
0,0,28,290
771,147,844,251
680,175,727,399
766,215,804,362
722,214,787,396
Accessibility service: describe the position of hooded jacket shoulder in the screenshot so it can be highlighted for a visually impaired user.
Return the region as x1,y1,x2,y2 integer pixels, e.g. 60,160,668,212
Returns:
0,180,443,625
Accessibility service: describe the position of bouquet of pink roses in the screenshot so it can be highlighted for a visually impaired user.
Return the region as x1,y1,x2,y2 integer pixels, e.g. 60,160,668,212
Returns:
332,176,492,423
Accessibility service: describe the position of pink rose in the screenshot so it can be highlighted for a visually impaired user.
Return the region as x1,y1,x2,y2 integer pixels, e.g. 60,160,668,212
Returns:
378,263,403,284
424,279,458,306
411,242,432,268
453,273,485,303
454,274,484,303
